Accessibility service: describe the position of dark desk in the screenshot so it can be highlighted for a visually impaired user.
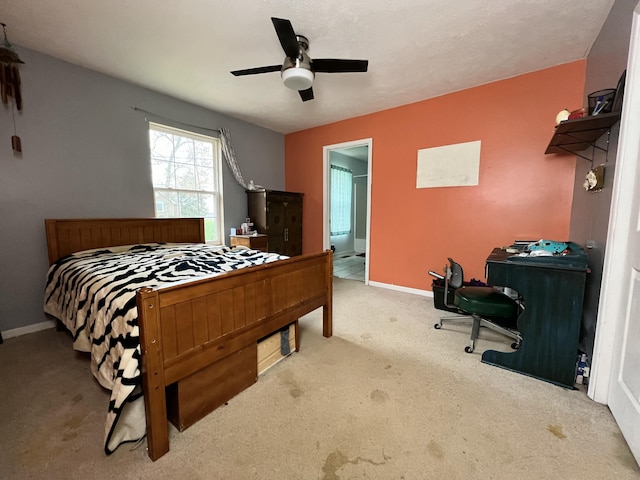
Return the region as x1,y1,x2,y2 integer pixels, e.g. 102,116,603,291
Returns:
482,247,588,388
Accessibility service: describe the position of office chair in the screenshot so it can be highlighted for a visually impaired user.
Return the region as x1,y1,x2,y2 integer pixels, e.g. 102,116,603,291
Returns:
432,258,522,353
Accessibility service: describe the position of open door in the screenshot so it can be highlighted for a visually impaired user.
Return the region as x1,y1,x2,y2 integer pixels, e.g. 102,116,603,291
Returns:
590,4,640,465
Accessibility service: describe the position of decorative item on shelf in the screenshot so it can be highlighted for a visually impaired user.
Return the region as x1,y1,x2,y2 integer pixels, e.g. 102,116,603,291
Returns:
555,109,571,125
0,22,24,153
555,107,587,126
583,164,605,192
568,107,586,120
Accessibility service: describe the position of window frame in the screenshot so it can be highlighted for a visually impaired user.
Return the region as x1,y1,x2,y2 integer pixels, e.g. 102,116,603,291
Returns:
330,164,353,236
148,122,224,244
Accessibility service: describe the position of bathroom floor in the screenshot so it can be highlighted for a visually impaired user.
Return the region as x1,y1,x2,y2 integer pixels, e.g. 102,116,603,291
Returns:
333,253,365,282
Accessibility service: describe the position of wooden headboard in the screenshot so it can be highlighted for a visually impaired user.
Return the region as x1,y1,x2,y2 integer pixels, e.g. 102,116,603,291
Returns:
45,218,206,264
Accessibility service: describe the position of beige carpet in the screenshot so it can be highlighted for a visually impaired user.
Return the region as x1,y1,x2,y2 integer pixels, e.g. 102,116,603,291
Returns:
0,278,637,479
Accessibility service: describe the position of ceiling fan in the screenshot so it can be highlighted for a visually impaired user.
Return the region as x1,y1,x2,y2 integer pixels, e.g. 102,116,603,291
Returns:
230,17,368,102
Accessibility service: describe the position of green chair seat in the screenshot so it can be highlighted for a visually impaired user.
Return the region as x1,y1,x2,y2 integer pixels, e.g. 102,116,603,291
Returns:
454,286,518,319
432,257,522,354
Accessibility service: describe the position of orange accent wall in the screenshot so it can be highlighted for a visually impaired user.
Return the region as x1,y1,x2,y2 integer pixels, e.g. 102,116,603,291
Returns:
285,61,586,290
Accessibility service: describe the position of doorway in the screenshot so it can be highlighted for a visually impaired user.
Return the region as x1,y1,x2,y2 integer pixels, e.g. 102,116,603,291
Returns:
323,139,372,284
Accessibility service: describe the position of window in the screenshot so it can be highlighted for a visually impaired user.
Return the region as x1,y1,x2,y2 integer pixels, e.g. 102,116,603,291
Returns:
148,123,224,243
330,165,352,235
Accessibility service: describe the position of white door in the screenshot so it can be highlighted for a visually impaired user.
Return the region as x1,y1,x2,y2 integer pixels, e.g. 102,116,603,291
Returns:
590,3,640,465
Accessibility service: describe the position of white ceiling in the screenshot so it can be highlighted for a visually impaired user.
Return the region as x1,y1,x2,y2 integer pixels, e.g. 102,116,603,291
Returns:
2,0,614,134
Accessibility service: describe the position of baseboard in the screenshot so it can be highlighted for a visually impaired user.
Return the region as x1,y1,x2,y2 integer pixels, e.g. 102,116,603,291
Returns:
2,319,56,340
368,281,433,297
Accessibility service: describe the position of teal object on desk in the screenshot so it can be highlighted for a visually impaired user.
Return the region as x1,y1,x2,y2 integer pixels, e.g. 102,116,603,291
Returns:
527,239,569,253
507,241,588,269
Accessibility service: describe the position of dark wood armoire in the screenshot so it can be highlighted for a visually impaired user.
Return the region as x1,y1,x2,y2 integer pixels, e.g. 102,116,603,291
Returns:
247,190,303,256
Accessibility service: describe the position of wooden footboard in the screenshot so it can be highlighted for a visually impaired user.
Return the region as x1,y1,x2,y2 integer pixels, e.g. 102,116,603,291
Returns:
136,250,333,461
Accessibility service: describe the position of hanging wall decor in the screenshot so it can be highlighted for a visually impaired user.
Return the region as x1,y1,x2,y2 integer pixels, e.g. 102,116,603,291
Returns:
583,165,605,192
0,23,24,153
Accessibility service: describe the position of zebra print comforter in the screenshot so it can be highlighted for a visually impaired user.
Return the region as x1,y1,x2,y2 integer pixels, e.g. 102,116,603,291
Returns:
44,243,286,454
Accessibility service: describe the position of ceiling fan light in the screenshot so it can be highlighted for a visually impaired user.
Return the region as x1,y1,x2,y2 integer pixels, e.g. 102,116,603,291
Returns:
282,67,314,91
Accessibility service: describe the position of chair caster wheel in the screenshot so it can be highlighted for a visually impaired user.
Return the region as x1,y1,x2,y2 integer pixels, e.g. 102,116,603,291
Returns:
511,342,520,350
434,323,442,329
464,346,473,353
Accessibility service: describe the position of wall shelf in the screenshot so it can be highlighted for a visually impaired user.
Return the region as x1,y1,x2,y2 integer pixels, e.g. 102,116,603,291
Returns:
545,111,621,159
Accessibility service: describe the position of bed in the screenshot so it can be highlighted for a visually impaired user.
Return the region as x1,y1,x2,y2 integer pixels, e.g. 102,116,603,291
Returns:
43,218,333,461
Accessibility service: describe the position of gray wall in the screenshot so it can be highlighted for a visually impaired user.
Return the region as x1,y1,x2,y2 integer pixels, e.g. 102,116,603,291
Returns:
0,47,284,333
570,0,636,359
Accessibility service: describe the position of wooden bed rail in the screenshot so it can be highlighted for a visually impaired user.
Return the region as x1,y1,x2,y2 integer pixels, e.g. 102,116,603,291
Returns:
137,250,333,461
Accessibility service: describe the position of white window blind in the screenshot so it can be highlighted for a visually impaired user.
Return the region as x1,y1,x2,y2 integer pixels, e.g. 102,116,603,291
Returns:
330,165,353,235
148,122,224,244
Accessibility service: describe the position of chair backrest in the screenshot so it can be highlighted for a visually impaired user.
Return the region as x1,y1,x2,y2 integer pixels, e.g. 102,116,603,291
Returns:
446,257,464,289
442,258,464,308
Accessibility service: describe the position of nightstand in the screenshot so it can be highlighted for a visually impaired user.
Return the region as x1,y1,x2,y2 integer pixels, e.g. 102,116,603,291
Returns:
229,234,268,252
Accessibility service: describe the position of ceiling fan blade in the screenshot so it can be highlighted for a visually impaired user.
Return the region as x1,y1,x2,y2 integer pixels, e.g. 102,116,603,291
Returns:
272,17,300,59
312,59,369,73
231,65,282,76
299,87,314,102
